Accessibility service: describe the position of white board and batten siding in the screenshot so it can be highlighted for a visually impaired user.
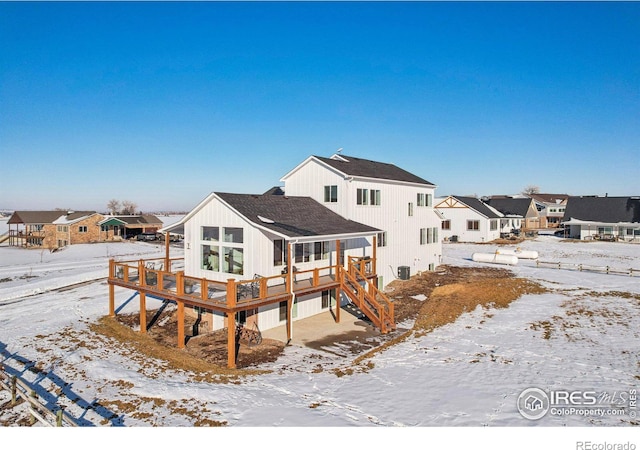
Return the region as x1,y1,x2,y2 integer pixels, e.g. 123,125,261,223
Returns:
436,200,501,243
282,158,443,286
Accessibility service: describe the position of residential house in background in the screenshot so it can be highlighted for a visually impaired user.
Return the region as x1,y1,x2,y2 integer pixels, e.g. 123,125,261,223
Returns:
435,195,502,243
526,193,569,228
281,154,443,286
98,214,163,240
485,196,540,230
7,211,105,248
562,196,640,241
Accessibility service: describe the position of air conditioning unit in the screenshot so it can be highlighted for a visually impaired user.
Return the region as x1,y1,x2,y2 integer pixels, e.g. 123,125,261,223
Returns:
398,266,410,280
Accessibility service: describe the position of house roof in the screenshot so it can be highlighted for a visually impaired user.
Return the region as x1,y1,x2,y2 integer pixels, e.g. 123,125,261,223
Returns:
216,192,380,240
312,154,435,186
263,186,285,196
485,198,533,218
108,215,163,226
527,193,569,205
563,196,640,224
452,196,503,219
7,211,97,225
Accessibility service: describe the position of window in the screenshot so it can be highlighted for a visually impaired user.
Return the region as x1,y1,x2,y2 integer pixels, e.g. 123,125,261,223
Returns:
377,231,387,247
314,241,329,260
57,225,68,232
324,185,337,203
467,220,480,231
279,301,287,322
78,226,87,233
223,227,243,243
202,226,219,241
322,290,335,309
419,228,427,245
357,188,369,205
408,202,414,217
295,243,311,263
274,239,286,266
490,220,498,231
417,193,433,207
442,220,451,230
223,247,243,275
202,245,220,271
370,190,381,205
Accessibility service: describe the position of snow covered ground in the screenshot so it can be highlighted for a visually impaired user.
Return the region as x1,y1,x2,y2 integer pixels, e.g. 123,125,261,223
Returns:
0,233,638,448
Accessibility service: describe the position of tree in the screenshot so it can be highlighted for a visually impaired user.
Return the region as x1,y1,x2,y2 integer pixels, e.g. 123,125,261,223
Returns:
107,199,121,215
522,185,540,196
121,200,138,215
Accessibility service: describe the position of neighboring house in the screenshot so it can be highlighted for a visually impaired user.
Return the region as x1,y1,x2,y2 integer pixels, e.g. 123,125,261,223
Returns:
98,214,163,240
486,196,539,231
562,196,640,241
527,193,569,228
7,211,105,248
435,196,502,243
280,153,443,286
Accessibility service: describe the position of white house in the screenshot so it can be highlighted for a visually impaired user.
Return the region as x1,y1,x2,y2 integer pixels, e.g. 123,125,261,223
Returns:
562,196,640,241
163,191,382,332
280,154,443,287
435,196,502,243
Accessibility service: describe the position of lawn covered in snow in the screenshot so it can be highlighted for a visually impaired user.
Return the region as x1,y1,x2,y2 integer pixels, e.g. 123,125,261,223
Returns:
0,234,638,447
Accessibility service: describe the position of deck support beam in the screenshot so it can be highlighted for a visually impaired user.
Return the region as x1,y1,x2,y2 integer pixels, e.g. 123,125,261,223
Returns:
227,312,236,369
335,240,341,323
139,292,147,334
177,301,185,349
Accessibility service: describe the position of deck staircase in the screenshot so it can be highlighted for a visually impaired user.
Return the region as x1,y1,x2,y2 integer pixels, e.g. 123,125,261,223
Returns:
340,261,395,334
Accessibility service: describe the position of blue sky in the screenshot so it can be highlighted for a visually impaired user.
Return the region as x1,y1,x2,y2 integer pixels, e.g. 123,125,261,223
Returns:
1,1,638,212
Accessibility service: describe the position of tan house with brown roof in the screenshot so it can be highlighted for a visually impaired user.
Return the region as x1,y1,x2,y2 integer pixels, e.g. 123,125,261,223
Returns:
7,211,105,248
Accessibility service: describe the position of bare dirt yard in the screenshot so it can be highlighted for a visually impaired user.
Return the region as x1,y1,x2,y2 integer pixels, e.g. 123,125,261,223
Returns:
105,265,545,372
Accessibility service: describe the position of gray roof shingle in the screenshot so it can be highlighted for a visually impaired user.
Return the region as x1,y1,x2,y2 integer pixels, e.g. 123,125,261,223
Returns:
563,196,640,223
486,198,533,217
314,155,435,186
217,192,380,239
454,196,502,219
8,211,97,225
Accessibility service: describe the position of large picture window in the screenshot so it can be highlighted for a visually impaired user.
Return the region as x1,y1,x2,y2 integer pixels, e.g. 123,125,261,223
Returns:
202,226,219,241
202,245,220,271
223,227,243,243
223,247,244,275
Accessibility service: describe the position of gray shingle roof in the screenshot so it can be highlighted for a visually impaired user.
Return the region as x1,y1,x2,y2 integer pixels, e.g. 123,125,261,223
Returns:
111,215,163,226
314,155,435,186
486,198,532,217
454,196,502,219
217,192,380,239
563,196,640,223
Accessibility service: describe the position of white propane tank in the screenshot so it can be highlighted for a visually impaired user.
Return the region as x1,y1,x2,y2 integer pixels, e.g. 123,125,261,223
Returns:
496,248,539,259
472,252,519,265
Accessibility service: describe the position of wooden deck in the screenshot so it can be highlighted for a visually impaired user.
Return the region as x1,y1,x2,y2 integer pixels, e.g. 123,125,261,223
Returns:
107,256,391,369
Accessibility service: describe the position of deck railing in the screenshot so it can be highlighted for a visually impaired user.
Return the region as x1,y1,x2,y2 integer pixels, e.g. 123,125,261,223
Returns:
109,258,361,311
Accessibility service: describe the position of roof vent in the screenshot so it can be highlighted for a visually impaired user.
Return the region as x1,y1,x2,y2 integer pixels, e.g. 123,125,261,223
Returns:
258,215,275,224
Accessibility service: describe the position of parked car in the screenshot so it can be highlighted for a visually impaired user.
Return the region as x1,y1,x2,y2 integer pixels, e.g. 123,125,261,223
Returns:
136,232,159,241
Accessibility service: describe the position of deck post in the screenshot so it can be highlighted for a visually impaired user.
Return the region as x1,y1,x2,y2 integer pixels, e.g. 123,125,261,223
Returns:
164,232,170,272
139,260,146,285
108,260,115,317
139,292,147,334
286,295,292,342
227,312,236,369
176,271,184,295
372,235,377,278
177,301,185,349
335,265,341,324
